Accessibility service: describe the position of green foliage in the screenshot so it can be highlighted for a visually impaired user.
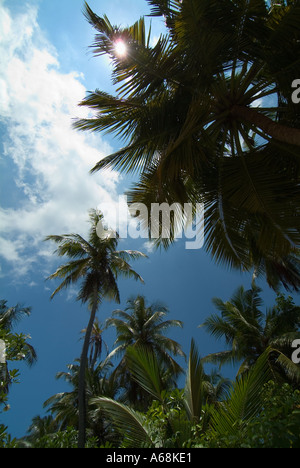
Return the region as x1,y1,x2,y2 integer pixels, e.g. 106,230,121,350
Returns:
201,284,300,383
26,427,99,449
82,288,300,449
0,300,36,412
207,349,273,441
246,381,300,448
104,295,184,408
145,389,204,448
203,381,300,448
0,425,18,448
15,284,297,449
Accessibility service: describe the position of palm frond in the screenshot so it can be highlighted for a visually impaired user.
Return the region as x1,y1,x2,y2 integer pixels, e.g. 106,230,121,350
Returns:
0,302,32,330
125,345,164,402
147,0,182,18
44,234,95,258
275,349,300,383
209,348,273,438
91,396,155,447
110,256,145,284
184,339,205,422
113,250,148,262
46,259,89,299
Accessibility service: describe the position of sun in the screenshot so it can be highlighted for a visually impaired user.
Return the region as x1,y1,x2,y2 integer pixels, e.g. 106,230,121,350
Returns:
114,39,127,58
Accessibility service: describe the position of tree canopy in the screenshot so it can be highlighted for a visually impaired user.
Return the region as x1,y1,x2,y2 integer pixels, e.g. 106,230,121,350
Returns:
74,0,300,291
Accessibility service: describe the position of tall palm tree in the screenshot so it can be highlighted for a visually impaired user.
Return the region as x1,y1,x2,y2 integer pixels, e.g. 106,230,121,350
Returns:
200,282,300,383
105,295,185,407
45,209,146,448
74,0,300,291
105,295,185,406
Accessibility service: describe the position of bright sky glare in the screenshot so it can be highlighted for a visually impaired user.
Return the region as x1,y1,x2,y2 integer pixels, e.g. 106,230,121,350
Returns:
114,39,128,58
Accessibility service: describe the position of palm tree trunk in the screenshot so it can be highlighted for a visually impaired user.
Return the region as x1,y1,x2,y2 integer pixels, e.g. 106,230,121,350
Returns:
231,105,300,146
78,291,98,449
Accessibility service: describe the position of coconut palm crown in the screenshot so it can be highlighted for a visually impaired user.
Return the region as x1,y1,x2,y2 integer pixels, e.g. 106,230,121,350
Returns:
74,0,300,291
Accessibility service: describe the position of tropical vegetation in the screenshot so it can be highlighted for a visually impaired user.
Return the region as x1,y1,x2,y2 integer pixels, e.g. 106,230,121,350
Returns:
201,282,300,382
1,283,300,448
0,300,37,447
1,0,300,450
104,295,185,409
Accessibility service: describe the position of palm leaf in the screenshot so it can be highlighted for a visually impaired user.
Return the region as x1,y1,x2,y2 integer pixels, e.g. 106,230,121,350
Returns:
125,345,164,402
272,348,300,384
209,348,273,438
91,396,155,447
0,302,32,330
147,0,182,18
184,339,205,422
113,250,148,262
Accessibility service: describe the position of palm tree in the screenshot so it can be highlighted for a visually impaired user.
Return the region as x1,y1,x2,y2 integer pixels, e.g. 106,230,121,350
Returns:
21,415,60,447
43,359,119,445
43,362,82,430
0,300,37,366
0,300,37,401
104,295,185,406
74,0,300,291
106,295,184,364
200,282,300,383
91,341,273,448
45,209,146,448
81,318,108,369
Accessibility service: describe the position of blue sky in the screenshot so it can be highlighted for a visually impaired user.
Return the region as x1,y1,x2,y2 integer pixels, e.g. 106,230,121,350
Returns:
0,0,298,439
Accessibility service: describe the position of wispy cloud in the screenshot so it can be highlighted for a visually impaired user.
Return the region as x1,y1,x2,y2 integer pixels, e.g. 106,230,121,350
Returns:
0,1,125,279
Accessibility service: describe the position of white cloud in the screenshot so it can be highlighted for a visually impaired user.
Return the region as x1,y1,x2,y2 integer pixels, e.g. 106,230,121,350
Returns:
0,1,127,278
143,241,156,254
0,237,22,263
